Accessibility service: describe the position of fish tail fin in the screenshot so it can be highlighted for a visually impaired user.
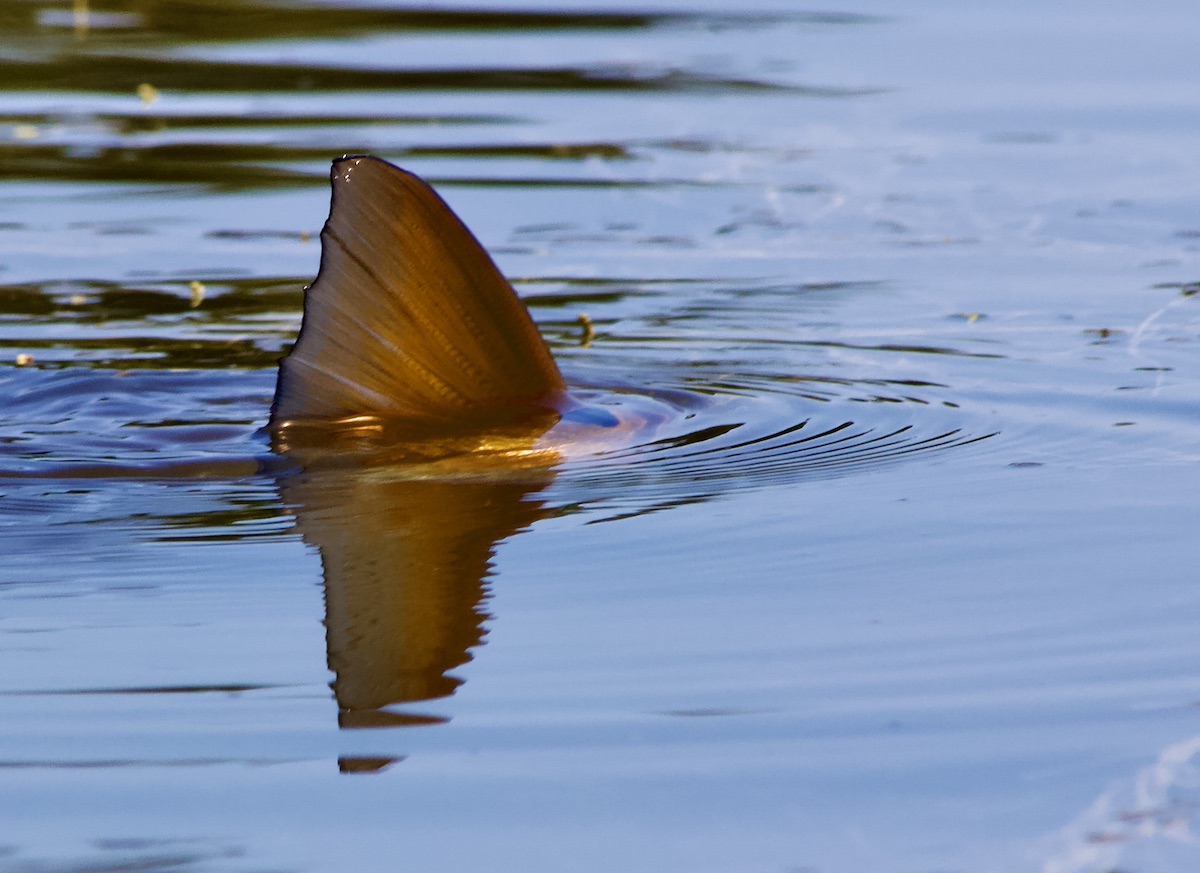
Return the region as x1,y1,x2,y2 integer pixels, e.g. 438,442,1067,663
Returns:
269,156,565,434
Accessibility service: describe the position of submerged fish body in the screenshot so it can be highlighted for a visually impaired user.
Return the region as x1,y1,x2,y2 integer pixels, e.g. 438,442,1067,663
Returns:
269,154,651,466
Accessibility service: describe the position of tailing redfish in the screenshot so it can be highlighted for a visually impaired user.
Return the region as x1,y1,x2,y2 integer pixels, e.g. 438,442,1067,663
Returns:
270,155,657,463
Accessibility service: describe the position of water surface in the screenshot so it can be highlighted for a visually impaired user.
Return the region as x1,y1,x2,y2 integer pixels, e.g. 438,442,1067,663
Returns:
1,2,1200,872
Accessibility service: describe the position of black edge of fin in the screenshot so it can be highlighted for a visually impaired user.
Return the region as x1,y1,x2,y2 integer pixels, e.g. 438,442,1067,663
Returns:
269,155,566,432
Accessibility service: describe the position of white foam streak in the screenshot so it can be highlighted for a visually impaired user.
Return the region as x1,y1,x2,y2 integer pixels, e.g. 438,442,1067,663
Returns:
1032,734,1200,873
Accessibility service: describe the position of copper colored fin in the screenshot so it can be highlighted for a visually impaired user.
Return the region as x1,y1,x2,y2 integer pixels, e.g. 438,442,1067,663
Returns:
270,156,565,431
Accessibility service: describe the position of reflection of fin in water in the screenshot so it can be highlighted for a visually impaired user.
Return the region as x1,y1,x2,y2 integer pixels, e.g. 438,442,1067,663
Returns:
280,466,554,727
270,154,566,437
338,754,403,775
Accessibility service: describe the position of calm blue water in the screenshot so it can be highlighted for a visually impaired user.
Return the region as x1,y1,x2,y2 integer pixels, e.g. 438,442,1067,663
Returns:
1,2,1199,871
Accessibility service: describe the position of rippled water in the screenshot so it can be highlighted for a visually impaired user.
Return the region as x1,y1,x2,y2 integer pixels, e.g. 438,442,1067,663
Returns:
2,1,1200,871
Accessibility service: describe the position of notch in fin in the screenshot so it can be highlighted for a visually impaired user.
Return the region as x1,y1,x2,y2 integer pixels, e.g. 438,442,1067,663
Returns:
270,156,566,435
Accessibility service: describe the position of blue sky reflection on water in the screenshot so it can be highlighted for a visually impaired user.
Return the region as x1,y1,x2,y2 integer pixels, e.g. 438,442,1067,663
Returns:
1,1,1200,872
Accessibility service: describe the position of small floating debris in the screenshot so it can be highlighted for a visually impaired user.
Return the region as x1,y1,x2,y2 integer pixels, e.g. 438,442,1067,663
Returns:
136,83,159,105
1148,280,1200,296
1084,327,1124,339
188,280,205,308
14,353,34,367
1085,831,1128,845
577,313,595,346
12,124,38,141
953,312,984,323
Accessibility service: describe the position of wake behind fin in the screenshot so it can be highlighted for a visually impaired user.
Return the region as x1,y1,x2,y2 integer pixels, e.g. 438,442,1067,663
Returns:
270,156,566,435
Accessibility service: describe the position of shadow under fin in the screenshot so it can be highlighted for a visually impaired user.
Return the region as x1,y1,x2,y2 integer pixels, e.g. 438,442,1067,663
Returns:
270,155,566,433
